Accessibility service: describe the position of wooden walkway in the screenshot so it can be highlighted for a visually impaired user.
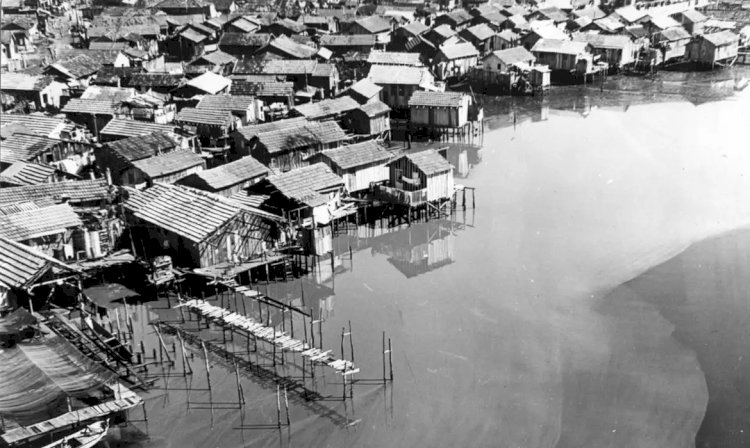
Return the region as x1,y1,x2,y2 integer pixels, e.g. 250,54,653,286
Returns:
176,299,358,376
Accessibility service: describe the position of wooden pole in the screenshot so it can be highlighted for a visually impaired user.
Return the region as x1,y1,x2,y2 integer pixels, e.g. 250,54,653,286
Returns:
234,360,244,406
154,323,173,364
202,341,211,390
348,320,354,363
284,387,290,426
388,338,393,381
276,385,282,429
382,331,386,384
177,330,192,375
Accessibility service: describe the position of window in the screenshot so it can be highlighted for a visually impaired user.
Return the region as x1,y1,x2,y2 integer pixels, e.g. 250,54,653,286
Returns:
497,63,502,70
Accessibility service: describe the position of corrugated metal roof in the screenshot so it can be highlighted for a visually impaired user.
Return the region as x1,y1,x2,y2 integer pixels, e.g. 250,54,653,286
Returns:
61,98,117,115
266,35,318,59
402,149,452,175
131,150,205,178
367,51,422,66
487,46,535,65
318,140,392,170
176,107,234,127
197,94,256,113
0,162,56,186
179,156,268,190
185,72,231,95
462,23,496,42
0,237,79,290
367,64,432,85
408,90,466,108
439,42,480,60
100,118,178,139
0,203,82,242
348,78,382,100
354,15,392,34
702,30,739,47
573,33,632,50
106,132,181,161
531,38,590,55
256,120,346,154
293,96,360,119
194,50,237,66
0,179,111,206
266,163,343,203
320,34,377,47
124,183,244,242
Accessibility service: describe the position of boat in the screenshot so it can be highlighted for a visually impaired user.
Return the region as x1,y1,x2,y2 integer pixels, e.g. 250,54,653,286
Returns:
40,419,109,448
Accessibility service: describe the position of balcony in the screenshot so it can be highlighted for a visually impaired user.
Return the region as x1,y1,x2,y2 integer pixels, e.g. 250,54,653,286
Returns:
373,185,427,206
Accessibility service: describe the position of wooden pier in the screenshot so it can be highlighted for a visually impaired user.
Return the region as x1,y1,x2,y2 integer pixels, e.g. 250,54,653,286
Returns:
175,298,358,376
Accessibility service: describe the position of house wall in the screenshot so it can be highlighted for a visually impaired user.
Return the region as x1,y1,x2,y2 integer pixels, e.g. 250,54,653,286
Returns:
410,100,469,127
198,213,273,267
687,39,739,64
389,157,426,191
425,171,454,202
343,163,389,192
149,164,204,185
533,51,584,71
379,83,417,109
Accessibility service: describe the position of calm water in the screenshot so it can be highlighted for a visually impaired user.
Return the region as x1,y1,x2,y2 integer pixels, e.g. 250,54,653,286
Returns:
103,69,750,448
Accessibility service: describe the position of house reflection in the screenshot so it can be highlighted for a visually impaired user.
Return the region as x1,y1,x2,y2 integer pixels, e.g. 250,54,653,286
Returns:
372,220,456,278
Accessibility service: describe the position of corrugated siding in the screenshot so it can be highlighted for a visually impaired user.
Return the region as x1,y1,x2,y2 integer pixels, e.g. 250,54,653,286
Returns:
345,164,389,192
425,172,453,202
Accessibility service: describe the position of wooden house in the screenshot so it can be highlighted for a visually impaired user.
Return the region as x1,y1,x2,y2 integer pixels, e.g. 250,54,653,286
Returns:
531,38,593,72
459,23,500,55
367,64,436,111
94,132,189,185
234,60,340,98
306,140,392,194
229,80,294,113
434,9,473,31
671,9,707,35
367,51,423,66
583,16,625,35
262,18,308,37
611,6,650,26
257,35,318,60
520,24,567,50
127,73,184,94
378,149,454,206
346,100,391,138
496,29,520,50
247,163,346,228
117,91,176,124
347,15,394,36
319,34,378,56
128,150,205,186
424,24,457,47
686,31,740,67
233,119,347,172
653,27,691,63
190,50,237,75
390,21,429,51
197,94,263,126
175,107,235,153
434,42,480,80
0,74,66,111
345,78,383,104
528,7,569,28
0,203,82,259
224,15,260,34
0,161,76,187
572,33,637,67
292,96,361,122
408,91,473,128
155,0,216,17
176,155,268,197
482,45,535,73
218,32,272,56
124,183,281,268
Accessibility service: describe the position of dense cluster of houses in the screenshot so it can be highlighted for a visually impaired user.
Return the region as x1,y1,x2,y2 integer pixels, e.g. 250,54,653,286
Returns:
1,0,749,307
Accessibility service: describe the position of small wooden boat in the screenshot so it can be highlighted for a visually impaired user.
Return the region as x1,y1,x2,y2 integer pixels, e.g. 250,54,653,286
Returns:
41,419,109,448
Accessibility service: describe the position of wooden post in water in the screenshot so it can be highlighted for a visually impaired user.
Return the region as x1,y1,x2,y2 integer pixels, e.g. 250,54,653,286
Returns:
154,323,173,365
382,331,387,385
177,330,192,375
388,338,393,381
234,360,244,406
202,341,211,390
284,387,290,426
348,320,355,363
276,385,282,429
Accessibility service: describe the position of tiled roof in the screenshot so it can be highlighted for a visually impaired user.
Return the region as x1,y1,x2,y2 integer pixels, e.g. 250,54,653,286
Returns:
531,38,589,55
128,73,184,88
47,54,103,79
319,140,392,170
0,203,82,242
131,150,205,178
219,32,272,47
100,118,178,139
354,15,392,34
197,94,256,114
228,191,269,209
179,156,268,190
293,96,360,119
1,133,60,164
266,163,344,203
106,132,181,161
409,90,466,108
487,46,535,65
367,64,432,85
367,51,422,66
61,98,118,115
0,179,111,206
0,162,56,186
229,80,294,97
347,78,382,100
185,72,231,94
402,149,451,175
176,107,234,127
358,100,390,117
257,120,347,154
194,50,237,66
320,34,377,47
0,114,71,138
438,42,480,60
0,237,79,290
125,183,245,242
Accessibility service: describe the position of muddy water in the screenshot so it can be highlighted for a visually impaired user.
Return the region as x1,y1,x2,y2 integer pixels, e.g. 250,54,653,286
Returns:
104,69,750,448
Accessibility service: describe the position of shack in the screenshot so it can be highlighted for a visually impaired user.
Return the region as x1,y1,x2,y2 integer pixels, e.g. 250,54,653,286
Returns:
433,42,480,79
124,183,280,268
572,33,637,68
531,39,594,73
175,155,269,197
0,203,83,259
196,94,263,126
408,91,473,128
686,31,740,67
306,140,392,194
367,64,436,111
653,27,692,63
174,107,235,155
377,149,454,207
346,100,391,138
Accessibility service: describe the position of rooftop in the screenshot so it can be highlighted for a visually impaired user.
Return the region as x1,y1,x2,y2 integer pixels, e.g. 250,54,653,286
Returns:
293,96,360,119
265,35,318,59
358,100,391,117
256,121,347,154
266,163,344,203
105,132,181,162
178,155,268,191
219,32,272,47
347,78,382,100
318,140,392,170
531,38,589,55
0,179,111,206
0,162,56,186
367,51,422,66
439,42,480,60
702,30,739,46
1,133,60,164
367,64,432,86
320,34,377,47
487,46,535,65
0,203,82,242
0,237,80,290
176,107,234,127
354,15,392,34
185,72,231,94
409,90,467,108
127,73,184,88
401,149,452,175
197,94,256,113
100,118,178,139
130,150,204,178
